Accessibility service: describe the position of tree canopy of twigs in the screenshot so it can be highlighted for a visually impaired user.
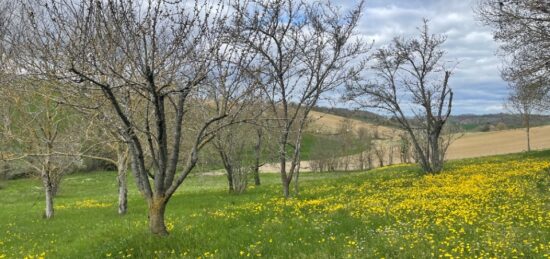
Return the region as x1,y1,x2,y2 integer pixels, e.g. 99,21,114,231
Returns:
347,20,454,174
231,0,369,197
476,0,550,92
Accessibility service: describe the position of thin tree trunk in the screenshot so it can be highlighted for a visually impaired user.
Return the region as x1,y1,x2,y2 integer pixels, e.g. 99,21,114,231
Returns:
117,147,129,215
526,116,531,152
226,169,234,193
282,177,290,198
253,162,261,186
148,198,168,236
42,171,54,219
43,142,55,219
253,129,262,186
279,131,291,198
117,171,127,215
219,150,235,193
294,169,300,195
293,152,301,195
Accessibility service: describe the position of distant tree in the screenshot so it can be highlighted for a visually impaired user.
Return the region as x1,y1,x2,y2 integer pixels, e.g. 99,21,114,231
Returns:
336,119,355,171
356,127,373,170
347,20,455,174
476,0,550,86
213,126,249,193
398,133,412,163
232,0,368,197
0,81,85,219
491,122,508,131
506,80,546,151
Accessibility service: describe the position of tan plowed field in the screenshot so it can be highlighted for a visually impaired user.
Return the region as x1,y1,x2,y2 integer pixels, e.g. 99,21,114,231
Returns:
446,125,550,159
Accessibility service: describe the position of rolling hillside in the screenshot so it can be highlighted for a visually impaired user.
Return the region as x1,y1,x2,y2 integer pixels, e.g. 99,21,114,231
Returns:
308,110,550,160
307,110,397,138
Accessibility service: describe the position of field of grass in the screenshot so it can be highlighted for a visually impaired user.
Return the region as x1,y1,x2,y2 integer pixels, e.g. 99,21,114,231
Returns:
0,151,549,258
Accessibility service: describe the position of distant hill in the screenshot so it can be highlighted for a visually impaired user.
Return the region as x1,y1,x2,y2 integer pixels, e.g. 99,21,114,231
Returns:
311,106,399,128
449,113,550,132
312,106,550,133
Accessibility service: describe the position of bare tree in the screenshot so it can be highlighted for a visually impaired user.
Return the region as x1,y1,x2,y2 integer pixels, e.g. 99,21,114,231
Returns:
506,80,546,151
336,118,355,171
476,0,550,86
347,20,454,174
0,80,85,219
373,143,386,167
356,127,373,170
398,133,412,163
232,0,368,197
18,0,256,235
213,124,252,193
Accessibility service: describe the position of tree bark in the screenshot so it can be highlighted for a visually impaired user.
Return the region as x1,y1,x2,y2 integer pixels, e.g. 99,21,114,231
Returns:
117,161,128,215
526,116,531,152
148,198,168,236
279,130,291,198
42,171,54,219
219,150,235,193
294,169,300,195
429,133,440,173
282,177,290,198
117,174,127,215
115,143,130,215
253,129,262,186
226,168,234,193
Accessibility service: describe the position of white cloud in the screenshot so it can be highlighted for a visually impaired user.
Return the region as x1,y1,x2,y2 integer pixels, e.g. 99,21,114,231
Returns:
343,0,508,115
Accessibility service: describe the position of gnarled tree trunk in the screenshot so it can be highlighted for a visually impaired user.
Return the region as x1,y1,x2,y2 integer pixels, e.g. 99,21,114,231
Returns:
148,198,168,236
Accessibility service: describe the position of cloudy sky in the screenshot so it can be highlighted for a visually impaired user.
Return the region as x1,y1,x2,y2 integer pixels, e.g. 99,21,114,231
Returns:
342,0,508,115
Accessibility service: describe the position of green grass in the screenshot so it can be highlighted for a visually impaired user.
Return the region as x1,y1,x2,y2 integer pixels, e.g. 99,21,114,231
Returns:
300,133,364,161
0,151,549,258
299,133,341,160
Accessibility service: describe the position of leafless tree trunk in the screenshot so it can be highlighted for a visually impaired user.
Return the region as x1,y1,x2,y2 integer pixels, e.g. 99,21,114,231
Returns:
374,144,385,167
218,148,235,192
42,150,54,219
116,144,129,215
526,121,531,151
253,128,263,186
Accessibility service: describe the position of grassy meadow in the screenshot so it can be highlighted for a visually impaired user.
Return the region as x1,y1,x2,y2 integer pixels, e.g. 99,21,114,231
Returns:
0,151,549,258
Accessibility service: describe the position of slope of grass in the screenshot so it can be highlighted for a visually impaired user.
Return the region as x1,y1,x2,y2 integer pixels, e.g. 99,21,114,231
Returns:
0,151,549,258
299,133,343,161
